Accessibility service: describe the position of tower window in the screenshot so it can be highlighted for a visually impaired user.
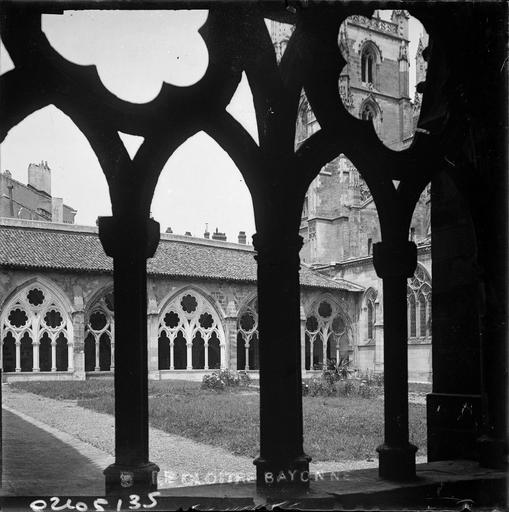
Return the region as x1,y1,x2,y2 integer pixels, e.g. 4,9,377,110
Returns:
361,49,376,84
368,238,372,255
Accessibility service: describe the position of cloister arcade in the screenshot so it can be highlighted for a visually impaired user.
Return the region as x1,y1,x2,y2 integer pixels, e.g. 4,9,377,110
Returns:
236,295,259,371
85,289,115,372
0,272,358,377
157,288,225,371
0,279,73,373
0,0,505,503
304,295,351,370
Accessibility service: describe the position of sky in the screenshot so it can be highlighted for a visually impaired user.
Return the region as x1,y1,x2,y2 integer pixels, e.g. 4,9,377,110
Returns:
0,10,424,242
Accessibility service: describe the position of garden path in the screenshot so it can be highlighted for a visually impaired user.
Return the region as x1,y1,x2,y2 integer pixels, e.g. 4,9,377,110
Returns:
2,384,426,494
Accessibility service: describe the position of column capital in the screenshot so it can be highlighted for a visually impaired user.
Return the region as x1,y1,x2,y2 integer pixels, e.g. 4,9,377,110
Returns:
373,241,417,279
252,233,303,265
98,216,160,259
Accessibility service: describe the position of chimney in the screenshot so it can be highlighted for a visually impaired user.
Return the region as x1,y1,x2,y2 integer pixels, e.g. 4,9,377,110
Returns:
28,161,52,197
211,227,227,242
238,231,247,244
165,227,173,234
185,231,192,236
204,223,210,239
51,197,63,223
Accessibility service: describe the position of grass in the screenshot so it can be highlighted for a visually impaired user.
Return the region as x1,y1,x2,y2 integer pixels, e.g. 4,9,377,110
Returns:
10,379,427,462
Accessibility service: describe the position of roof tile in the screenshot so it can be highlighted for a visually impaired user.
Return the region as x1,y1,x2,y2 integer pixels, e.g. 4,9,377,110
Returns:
0,224,363,292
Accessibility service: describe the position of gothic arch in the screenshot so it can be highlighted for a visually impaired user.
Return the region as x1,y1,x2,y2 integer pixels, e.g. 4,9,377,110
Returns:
0,276,74,315
236,294,259,370
157,286,226,371
84,284,114,318
303,293,352,370
407,263,432,341
358,39,383,62
84,286,115,372
158,284,226,321
236,291,257,317
359,95,383,121
361,287,378,344
359,40,382,88
0,277,74,372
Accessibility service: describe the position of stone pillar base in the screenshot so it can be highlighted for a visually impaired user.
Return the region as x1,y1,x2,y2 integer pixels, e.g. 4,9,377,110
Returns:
376,443,417,481
254,455,311,488
427,393,481,461
477,435,507,470
104,462,159,495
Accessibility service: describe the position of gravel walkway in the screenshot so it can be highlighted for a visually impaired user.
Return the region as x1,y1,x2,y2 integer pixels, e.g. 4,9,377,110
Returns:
2,384,426,489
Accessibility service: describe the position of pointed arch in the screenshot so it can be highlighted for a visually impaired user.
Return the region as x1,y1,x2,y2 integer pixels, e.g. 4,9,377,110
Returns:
359,95,382,123
158,284,226,321
84,283,114,318
362,287,378,344
237,293,258,370
1,277,73,373
0,276,74,314
359,40,382,86
407,263,432,342
84,285,115,372
158,286,226,371
304,293,352,370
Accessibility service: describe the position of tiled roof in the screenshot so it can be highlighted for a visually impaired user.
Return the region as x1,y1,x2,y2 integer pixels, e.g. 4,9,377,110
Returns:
0,219,364,292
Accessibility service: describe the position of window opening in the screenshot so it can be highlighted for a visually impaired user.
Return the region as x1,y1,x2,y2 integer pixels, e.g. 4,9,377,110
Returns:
1,283,72,373
237,298,259,370
305,298,349,370
158,290,225,371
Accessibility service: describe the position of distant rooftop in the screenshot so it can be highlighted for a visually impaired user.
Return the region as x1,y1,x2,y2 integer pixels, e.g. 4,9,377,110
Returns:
0,217,364,292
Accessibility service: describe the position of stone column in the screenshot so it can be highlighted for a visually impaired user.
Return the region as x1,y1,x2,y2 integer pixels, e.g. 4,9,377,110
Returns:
67,343,74,372
374,298,384,372
244,342,250,370
99,216,160,494
110,342,115,372
169,340,174,370
51,339,57,372
14,339,20,372
147,304,160,380
252,233,310,487
110,323,115,372
373,241,417,481
220,343,226,370
300,317,306,374
95,337,100,372
204,340,209,370
72,311,86,379
32,341,40,372
225,301,237,371
186,342,192,370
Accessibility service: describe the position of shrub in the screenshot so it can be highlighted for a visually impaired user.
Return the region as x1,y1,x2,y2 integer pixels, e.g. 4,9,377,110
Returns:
302,371,379,399
201,369,251,391
357,369,384,387
322,357,351,384
308,377,336,397
201,372,226,391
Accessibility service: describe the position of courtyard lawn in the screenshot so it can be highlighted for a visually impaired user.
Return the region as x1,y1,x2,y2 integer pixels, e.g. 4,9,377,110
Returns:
10,380,427,462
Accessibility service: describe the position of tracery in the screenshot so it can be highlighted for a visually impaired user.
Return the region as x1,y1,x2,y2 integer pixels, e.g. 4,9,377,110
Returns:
304,298,349,370
407,265,431,341
236,297,259,370
1,282,72,372
158,289,225,370
84,291,114,372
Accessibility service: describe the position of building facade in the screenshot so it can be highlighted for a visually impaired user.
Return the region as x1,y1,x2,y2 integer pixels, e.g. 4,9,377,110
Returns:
0,162,76,223
271,11,433,380
0,11,432,383
0,218,365,382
